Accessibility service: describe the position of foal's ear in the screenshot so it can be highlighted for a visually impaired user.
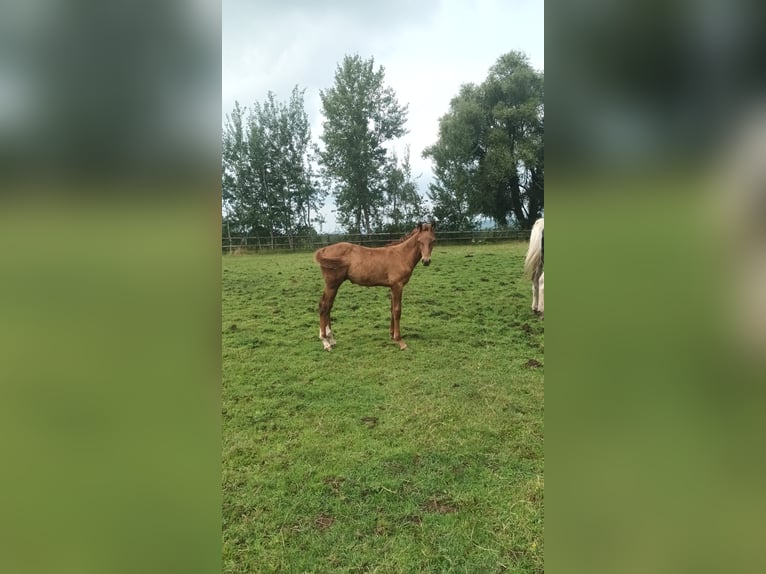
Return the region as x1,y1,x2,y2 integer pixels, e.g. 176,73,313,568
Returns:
430,220,436,231
417,222,423,231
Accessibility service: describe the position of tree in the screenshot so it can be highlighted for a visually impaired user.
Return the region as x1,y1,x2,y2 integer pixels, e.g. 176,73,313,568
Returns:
423,51,544,229
222,87,325,246
222,101,260,237
318,54,408,233
382,146,425,232
426,167,477,232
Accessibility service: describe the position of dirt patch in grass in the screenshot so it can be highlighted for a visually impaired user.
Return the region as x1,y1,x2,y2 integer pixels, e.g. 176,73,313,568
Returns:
525,358,543,368
315,514,335,530
421,497,457,514
323,476,346,494
521,323,533,334
360,416,378,428
404,514,423,525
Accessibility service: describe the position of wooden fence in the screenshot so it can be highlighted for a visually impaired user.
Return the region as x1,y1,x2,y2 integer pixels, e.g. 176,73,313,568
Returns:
222,228,531,254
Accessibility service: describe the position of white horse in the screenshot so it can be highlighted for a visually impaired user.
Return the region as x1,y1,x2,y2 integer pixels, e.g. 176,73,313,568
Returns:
524,218,544,316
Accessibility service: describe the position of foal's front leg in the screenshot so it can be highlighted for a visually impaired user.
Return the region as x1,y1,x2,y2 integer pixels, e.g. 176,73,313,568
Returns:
390,284,407,350
389,290,395,340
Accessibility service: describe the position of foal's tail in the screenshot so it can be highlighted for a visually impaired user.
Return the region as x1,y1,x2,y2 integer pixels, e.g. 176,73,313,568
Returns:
314,247,343,270
524,218,544,278
313,248,330,266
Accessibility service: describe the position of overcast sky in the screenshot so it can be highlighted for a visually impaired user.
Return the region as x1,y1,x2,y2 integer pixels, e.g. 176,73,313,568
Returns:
223,0,544,231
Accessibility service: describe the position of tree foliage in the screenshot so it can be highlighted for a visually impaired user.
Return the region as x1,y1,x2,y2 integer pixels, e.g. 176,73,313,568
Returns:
382,146,425,232
222,87,324,244
423,51,544,229
221,51,542,241
318,54,409,233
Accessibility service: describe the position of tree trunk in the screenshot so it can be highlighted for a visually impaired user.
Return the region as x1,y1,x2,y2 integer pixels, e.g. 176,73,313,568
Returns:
508,174,530,228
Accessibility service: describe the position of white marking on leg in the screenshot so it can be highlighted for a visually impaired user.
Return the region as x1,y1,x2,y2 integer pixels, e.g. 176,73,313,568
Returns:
326,328,336,346
319,329,333,351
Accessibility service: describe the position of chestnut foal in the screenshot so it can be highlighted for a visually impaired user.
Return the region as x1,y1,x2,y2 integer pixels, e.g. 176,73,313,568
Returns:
313,222,436,351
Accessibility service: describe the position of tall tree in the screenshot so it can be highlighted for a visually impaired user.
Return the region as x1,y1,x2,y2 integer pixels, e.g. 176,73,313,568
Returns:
423,51,544,228
222,101,260,236
222,87,325,245
318,54,408,233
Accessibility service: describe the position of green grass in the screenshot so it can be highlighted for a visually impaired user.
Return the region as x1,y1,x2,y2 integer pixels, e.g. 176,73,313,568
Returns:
222,242,544,573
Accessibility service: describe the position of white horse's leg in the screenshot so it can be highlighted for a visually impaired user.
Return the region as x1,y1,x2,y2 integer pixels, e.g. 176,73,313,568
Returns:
538,272,544,314
525,218,544,314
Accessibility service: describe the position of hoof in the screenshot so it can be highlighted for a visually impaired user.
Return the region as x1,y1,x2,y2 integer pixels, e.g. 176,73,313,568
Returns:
398,341,407,350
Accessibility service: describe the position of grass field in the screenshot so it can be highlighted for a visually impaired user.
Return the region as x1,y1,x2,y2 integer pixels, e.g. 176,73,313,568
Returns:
222,241,544,573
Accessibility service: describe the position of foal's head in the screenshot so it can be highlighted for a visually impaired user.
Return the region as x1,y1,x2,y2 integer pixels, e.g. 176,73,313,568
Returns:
416,222,436,266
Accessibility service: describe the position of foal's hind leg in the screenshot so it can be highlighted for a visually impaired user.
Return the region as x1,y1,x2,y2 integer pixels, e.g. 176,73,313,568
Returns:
318,285,339,351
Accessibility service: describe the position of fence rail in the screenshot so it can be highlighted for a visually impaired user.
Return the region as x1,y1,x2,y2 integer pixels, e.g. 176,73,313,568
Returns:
222,228,531,254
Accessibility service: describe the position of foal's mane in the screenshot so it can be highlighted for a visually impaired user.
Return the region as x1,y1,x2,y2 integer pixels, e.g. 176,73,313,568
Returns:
385,227,418,247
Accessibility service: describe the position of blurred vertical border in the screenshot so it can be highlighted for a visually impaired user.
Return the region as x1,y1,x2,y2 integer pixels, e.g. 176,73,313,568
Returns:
547,1,766,573
0,1,222,573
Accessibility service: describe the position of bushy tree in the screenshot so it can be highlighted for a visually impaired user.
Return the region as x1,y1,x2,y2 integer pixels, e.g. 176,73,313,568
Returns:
222,101,259,236
423,51,544,229
222,87,325,245
318,54,408,233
